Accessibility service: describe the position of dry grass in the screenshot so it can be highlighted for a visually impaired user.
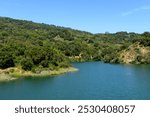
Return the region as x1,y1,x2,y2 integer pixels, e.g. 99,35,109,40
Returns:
119,43,150,64
0,67,78,81
0,74,17,82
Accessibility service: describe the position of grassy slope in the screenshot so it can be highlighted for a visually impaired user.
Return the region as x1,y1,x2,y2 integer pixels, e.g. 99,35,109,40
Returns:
0,17,150,81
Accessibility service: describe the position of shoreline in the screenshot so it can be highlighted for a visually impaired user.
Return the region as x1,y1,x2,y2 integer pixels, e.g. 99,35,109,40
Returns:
0,67,78,82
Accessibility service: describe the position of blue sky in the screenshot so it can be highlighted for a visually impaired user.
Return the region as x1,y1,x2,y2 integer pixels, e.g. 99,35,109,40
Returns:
0,0,150,33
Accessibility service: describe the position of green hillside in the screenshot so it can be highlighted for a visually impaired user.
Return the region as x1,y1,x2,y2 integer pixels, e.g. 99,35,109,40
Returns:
0,17,150,77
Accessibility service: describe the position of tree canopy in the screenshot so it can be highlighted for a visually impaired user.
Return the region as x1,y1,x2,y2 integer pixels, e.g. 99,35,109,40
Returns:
0,17,150,71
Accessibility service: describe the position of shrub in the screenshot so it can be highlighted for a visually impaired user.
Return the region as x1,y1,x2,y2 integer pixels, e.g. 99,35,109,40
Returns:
21,58,33,71
0,51,15,69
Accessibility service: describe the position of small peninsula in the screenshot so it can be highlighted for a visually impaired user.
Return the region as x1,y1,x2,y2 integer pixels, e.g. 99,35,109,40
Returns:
0,17,150,81
0,67,78,81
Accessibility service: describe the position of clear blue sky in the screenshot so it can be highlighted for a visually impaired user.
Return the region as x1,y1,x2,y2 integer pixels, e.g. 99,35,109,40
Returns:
0,0,150,33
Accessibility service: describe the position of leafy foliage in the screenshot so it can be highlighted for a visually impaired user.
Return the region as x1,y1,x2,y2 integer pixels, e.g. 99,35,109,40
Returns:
0,17,150,71
21,58,33,71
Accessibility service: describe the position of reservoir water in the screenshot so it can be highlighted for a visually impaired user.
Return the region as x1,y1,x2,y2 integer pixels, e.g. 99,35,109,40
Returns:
0,62,150,100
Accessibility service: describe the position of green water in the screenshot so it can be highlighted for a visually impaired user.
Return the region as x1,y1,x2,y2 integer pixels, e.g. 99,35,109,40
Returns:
0,62,150,100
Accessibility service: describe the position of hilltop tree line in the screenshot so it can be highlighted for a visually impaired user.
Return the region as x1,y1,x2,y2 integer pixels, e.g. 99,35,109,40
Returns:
0,17,150,71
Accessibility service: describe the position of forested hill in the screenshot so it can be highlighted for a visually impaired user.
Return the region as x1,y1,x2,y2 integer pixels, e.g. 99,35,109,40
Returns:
0,17,150,72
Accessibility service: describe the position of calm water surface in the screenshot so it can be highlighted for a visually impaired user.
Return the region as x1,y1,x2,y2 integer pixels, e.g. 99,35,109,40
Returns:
0,62,150,100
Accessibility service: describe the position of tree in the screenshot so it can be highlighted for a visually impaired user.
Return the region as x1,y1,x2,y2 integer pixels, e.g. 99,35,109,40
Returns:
0,49,15,69
21,58,33,71
40,60,49,68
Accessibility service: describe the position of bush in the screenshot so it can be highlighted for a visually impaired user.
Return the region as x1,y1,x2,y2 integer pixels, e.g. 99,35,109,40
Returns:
40,60,49,68
21,58,33,71
0,51,15,69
